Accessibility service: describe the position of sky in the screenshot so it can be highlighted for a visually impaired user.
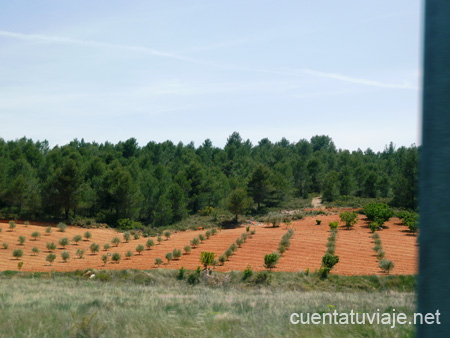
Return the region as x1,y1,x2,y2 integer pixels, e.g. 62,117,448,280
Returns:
0,1,422,152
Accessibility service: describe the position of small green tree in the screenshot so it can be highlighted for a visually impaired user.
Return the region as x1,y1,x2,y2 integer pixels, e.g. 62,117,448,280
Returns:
90,243,100,254
320,253,340,278
72,235,82,245
226,188,252,223
225,249,233,259
379,259,395,274
198,234,205,243
165,252,173,263
264,252,280,270
136,244,145,255
184,245,191,254
164,231,171,240
18,261,23,270
146,239,155,250
264,212,283,228
173,248,182,260
339,211,358,230
103,243,111,251
45,226,52,235
278,245,287,255
157,236,163,244
18,236,26,245
2,243,8,249
211,228,217,236
76,248,85,259
236,238,244,248
46,253,56,265
111,237,120,247
123,232,131,243
112,252,121,263
133,232,141,240
58,223,67,232
9,221,16,231
31,231,41,241
229,243,237,252
126,250,134,259
219,255,226,265
200,251,215,269
32,247,40,255
24,221,30,227
190,237,200,248
205,230,211,239
155,257,163,267
59,237,69,248
61,251,70,262
102,254,108,266
84,231,92,241
46,242,56,252
13,249,23,260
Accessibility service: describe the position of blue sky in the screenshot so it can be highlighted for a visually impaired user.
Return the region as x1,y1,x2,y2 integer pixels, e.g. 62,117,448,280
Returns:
0,1,421,151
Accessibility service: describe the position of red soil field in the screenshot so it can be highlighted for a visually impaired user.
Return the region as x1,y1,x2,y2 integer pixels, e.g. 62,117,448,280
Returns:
0,213,418,275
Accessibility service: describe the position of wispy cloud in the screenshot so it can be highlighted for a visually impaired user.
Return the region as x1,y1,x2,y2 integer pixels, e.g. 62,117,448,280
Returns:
0,29,417,90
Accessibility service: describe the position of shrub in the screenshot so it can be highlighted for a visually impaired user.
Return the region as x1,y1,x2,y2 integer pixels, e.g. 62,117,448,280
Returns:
250,230,256,235
164,231,171,240
265,212,283,227
187,269,200,285
0,228,2,234
18,236,26,245
241,233,248,242
190,237,200,248
103,243,111,251
326,241,335,249
45,226,52,235
371,232,380,240
374,238,382,246
369,222,379,233
173,248,182,260
102,254,108,265
339,211,358,230
225,249,233,259
136,244,145,255
112,252,121,263
219,255,226,265
321,253,340,278
24,221,30,227
373,244,382,252
146,239,155,250
184,245,191,254
326,246,335,255
59,237,69,248
32,247,40,255
236,238,244,248
72,235,82,245
264,252,280,270
46,253,56,265
133,232,141,240
46,242,56,252
58,223,67,232
9,221,16,231
31,231,41,241
205,230,211,239
329,221,338,230
177,266,186,280
157,236,163,244
229,243,237,252
246,226,250,232
198,234,205,243
278,245,287,255
408,221,418,234
280,237,290,248
379,259,395,274
126,251,134,259
255,271,272,285
165,252,173,263
316,219,322,225
363,203,393,224
13,249,23,260
2,243,8,249
84,231,92,241
154,257,163,267
242,265,253,280
111,237,120,247
211,228,217,236
376,250,386,260
90,243,100,254
200,251,215,269
61,251,70,262
123,232,131,242
76,248,85,259
18,261,23,270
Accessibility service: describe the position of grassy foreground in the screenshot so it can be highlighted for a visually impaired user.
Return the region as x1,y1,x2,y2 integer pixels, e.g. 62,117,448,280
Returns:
0,270,416,337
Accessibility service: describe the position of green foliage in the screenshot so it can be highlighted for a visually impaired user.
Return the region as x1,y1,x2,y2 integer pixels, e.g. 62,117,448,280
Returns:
32,247,40,255
184,245,191,254
224,249,233,259
316,219,322,225
136,244,145,255
205,230,211,239
379,259,395,274
59,237,69,248
339,211,358,230
111,237,120,247
72,234,82,244
61,251,70,262
112,252,121,263
278,245,287,255
369,222,379,233
176,266,186,280
236,238,243,247
103,243,111,251
321,253,340,278
229,243,237,252
226,188,252,223
102,254,108,265
133,232,141,240
9,221,16,230
376,250,386,260
45,226,52,235
2,243,8,249
84,231,92,241
198,234,205,242
13,249,23,259
165,252,173,263
200,251,215,268
157,236,163,244
76,248,85,259
190,237,200,248
46,253,56,265
264,252,280,270
46,242,56,252
18,235,26,245
242,265,253,280
89,243,100,254
154,257,163,267
31,231,41,240
146,239,155,249
187,268,200,285
264,212,283,227
126,251,133,259
123,232,131,243
219,255,226,265
363,203,393,224
70,311,107,338
163,231,171,240
172,248,182,259
116,218,143,230
18,261,23,270
57,223,67,232
24,221,30,227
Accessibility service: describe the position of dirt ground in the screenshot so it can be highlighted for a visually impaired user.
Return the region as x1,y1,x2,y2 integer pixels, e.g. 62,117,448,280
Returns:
0,213,418,275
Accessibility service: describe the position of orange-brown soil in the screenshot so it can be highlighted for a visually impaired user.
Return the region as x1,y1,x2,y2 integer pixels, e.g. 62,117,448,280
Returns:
0,213,418,275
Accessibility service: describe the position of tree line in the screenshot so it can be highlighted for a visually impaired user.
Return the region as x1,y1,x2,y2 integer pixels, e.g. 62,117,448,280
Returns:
0,133,418,226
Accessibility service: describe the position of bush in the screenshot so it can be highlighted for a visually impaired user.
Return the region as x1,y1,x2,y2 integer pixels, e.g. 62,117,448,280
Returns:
177,266,186,280
2,243,8,249
184,245,191,254
59,237,69,248
103,243,111,251
242,265,253,280
13,249,23,260
264,252,280,270
18,236,26,245
198,234,205,243
61,251,70,262
164,231,171,240
72,235,82,245
102,254,108,265
371,232,380,240
45,226,52,235
24,221,30,227
76,248,85,259
32,247,40,255
236,238,243,247
126,251,134,259
58,223,67,232
173,248,182,259
211,228,217,236
84,231,92,241
46,242,56,252
166,252,173,263
374,238,382,245
90,243,100,254
376,250,385,260
136,244,145,255
200,251,215,268
219,255,226,265
326,246,335,255
117,218,144,230
241,233,248,242
205,230,211,239
229,243,237,252
372,244,382,252
133,232,141,240
255,271,272,284
224,249,233,259
326,241,335,249
363,203,393,225
9,221,16,231
187,269,200,285
278,245,287,255
31,231,41,241
146,239,155,250
157,236,163,244
123,232,131,243
111,237,120,247
190,237,200,248
339,211,358,230
46,253,56,265
329,221,338,230
321,253,340,278
369,222,379,233
112,252,121,263
265,212,283,227
316,219,322,225
154,257,163,267
280,237,290,248
379,259,395,274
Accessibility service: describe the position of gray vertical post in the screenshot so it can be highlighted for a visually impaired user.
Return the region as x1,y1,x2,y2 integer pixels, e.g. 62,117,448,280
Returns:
418,0,450,336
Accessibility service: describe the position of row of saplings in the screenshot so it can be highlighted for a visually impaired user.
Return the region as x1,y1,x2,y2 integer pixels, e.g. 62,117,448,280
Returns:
217,226,256,266
263,228,295,270
371,232,395,274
